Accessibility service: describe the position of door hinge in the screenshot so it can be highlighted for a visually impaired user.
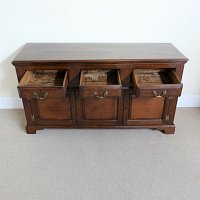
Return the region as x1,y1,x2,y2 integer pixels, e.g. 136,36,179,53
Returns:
31,114,36,122
165,114,170,122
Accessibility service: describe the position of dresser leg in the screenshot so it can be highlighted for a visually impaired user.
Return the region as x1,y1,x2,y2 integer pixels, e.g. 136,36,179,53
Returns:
162,126,175,134
26,125,37,134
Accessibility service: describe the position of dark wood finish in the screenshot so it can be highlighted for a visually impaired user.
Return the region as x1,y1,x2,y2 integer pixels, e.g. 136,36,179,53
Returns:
130,97,164,119
76,90,123,126
18,70,68,99
79,70,122,98
12,43,188,134
25,92,75,127
12,43,188,63
132,69,183,97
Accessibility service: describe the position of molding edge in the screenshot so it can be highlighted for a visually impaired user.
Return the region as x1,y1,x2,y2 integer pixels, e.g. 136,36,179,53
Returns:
0,95,200,109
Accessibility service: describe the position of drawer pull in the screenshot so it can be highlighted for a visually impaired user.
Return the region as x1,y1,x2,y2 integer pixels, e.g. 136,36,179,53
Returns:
93,91,108,99
153,90,167,97
33,92,48,99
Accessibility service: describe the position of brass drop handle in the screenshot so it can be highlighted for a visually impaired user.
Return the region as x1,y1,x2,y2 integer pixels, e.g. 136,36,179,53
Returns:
33,92,48,99
153,90,167,97
93,91,108,99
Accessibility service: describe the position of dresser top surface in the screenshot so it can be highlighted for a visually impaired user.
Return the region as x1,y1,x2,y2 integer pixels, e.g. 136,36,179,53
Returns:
13,43,188,63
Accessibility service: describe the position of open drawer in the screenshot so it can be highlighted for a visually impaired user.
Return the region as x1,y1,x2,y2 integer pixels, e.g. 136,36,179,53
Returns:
79,70,122,98
132,69,183,97
18,70,68,99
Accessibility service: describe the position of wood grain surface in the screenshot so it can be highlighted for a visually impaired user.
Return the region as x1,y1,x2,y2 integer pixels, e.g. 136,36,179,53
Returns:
13,43,188,63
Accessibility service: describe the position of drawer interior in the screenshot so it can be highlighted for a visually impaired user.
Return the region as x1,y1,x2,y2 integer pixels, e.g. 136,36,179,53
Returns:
132,69,180,86
80,70,121,86
19,70,67,88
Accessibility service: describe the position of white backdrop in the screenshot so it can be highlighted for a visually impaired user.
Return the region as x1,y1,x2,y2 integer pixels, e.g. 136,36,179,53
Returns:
0,0,200,107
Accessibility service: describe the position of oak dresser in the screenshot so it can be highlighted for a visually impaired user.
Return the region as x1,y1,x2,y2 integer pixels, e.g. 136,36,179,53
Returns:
12,43,188,134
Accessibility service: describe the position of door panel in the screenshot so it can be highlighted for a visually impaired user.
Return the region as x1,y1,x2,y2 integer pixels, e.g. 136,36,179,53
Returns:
124,92,168,126
130,97,164,119
30,92,75,126
82,97,118,120
76,91,123,126
37,97,72,120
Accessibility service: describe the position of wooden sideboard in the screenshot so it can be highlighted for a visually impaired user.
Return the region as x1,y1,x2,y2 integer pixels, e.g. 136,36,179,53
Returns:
12,43,188,134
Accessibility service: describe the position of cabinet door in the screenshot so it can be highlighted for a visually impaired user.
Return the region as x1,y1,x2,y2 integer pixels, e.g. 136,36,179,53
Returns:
124,68,182,126
124,92,175,126
77,69,123,126
76,91,123,126
29,92,75,126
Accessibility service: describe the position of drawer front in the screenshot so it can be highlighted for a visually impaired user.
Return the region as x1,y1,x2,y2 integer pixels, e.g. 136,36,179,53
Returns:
18,70,68,99
132,69,183,97
137,86,182,97
80,88,122,98
18,88,66,99
79,69,122,98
